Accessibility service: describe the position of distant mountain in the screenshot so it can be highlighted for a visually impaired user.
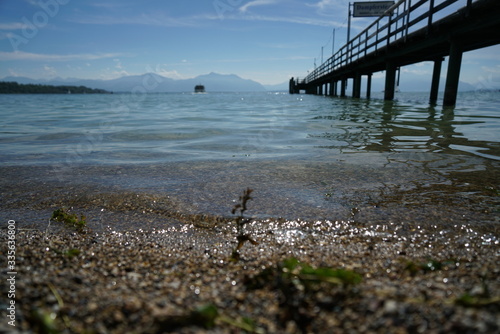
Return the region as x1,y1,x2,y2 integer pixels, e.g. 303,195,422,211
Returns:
4,72,478,94
0,72,266,93
264,81,289,91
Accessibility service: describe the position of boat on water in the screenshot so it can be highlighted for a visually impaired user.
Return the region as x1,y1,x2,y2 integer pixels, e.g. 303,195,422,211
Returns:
194,84,206,93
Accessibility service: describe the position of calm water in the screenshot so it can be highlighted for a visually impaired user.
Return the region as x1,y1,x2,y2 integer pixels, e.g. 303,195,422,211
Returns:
1,91,499,164
1,91,499,228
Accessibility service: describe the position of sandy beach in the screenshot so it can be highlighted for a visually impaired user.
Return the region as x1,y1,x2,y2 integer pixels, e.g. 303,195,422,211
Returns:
1,161,499,333
2,218,499,333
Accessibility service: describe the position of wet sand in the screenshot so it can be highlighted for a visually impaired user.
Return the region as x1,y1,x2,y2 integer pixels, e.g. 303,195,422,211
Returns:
1,159,499,333
2,156,499,229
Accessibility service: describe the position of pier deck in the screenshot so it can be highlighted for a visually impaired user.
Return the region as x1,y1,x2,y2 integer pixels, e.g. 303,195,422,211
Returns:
290,0,500,106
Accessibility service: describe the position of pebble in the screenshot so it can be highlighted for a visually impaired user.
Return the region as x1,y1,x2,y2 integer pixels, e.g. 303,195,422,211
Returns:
1,163,498,333
383,300,398,314
1,219,498,333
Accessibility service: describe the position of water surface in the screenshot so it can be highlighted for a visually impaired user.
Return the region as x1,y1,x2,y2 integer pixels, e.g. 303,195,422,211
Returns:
1,91,499,230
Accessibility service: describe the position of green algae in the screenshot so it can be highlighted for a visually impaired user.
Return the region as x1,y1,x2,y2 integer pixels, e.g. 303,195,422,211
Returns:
51,208,87,232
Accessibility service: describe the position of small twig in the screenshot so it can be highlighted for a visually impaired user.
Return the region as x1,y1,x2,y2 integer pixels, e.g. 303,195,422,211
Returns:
232,188,253,217
45,218,52,237
230,188,257,261
47,282,72,329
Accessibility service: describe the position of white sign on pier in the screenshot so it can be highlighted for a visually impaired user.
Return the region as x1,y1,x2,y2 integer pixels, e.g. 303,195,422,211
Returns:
353,1,395,17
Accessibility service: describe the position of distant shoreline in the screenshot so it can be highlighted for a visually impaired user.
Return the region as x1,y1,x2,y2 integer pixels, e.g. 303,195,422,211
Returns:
0,81,112,94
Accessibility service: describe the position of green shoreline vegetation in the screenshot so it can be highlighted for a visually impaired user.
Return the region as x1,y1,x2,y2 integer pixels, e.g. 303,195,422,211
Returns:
0,81,111,94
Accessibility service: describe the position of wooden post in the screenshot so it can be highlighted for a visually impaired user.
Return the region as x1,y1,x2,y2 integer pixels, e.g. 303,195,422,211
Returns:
366,73,372,99
340,79,347,97
443,42,463,107
385,62,397,100
306,84,314,94
429,58,443,104
353,72,362,98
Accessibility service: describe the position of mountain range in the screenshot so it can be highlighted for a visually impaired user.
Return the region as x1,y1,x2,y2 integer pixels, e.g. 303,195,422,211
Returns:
0,72,290,93
1,72,481,93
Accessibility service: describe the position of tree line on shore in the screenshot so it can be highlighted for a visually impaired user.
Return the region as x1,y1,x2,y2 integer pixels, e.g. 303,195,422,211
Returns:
0,81,111,94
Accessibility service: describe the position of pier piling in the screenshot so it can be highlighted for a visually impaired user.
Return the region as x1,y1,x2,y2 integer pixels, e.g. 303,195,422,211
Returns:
443,42,463,107
340,79,347,97
366,74,372,99
384,62,396,101
430,58,443,104
353,72,362,98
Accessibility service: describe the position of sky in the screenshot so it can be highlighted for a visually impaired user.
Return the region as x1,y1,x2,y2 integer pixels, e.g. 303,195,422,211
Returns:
0,0,499,87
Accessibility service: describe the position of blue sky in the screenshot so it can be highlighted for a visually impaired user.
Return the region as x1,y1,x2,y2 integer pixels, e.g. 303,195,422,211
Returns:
0,0,499,87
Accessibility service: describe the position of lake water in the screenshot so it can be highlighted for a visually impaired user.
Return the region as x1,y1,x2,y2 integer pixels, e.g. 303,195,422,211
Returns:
1,91,499,230
2,91,500,164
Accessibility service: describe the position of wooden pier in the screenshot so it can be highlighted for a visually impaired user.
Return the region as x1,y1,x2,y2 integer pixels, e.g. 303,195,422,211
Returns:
290,0,500,106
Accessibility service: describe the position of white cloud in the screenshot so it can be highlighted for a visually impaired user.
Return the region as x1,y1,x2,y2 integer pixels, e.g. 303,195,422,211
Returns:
309,0,345,11
481,65,500,74
0,23,30,30
43,65,57,77
470,71,500,90
239,0,278,13
398,62,434,76
98,68,131,80
228,13,341,27
197,55,311,64
114,58,123,69
0,51,126,61
68,2,340,29
71,12,203,28
23,0,39,6
8,68,20,76
402,67,431,76
465,49,500,61
155,69,185,80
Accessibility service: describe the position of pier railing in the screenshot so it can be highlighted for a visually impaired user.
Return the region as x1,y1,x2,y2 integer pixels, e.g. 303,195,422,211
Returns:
302,0,476,84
